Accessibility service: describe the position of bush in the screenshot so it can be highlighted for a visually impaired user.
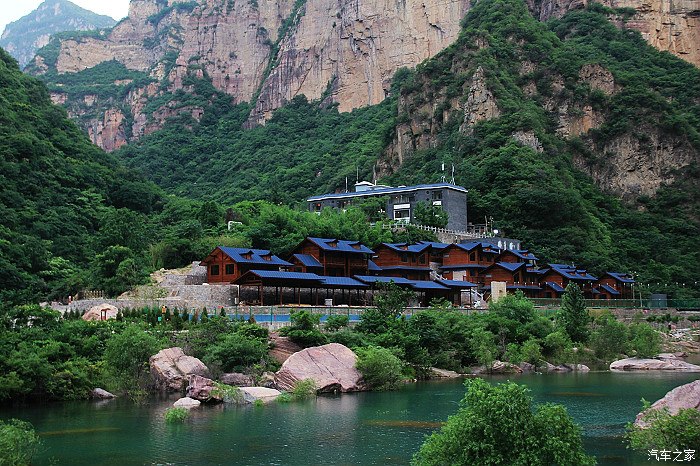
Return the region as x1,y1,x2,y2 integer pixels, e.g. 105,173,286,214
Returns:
627,402,700,451
355,346,403,390
203,333,268,373
104,324,162,395
325,315,349,332
164,407,189,423
629,323,661,358
590,314,628,361
558,283,591,343
280,310,327,347
412,379,596,465
0,419,41,466
290,379,317,400
521,339,543,365
211,382,243,403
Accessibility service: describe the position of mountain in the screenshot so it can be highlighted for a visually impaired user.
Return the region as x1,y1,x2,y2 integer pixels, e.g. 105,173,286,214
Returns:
0,48,163,303
0,0,116,68
30,0,699,152
115,0,700,294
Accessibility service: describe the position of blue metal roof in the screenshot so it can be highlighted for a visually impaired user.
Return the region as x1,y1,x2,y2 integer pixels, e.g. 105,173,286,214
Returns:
457,241,501,252
319,276,368,288
605,272,635,284
292,254,323,268
492,262,527,272
545,282,565,293
418,241,451,250
354,275,414,285
599,283,621,295
367,260,383,272
410,280,449,290
437,279,477,288
219,247,292,266
379,242,431,253
307,182,468,202
507,285,542,290
307,237,374,254
547,264,596,281
246,270,322,281
507,250,538,261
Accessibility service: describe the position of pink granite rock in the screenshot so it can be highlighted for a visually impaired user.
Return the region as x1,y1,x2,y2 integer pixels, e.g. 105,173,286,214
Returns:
610,357,700,372
186,375,222,402
82,303,118,321
149,347,209,392
635,380,700,427
275,343,365,393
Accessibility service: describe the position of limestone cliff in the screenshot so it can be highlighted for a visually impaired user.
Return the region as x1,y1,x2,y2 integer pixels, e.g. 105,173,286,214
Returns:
33,0,469,150
529,0,700,67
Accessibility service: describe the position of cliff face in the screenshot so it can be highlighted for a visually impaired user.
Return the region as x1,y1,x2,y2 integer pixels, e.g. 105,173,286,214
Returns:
0,0,116,68
33,0,469,150
530,0,700,67
379,4,700,204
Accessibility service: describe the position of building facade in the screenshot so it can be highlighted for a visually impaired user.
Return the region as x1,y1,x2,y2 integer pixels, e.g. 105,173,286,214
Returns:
307,182,469,231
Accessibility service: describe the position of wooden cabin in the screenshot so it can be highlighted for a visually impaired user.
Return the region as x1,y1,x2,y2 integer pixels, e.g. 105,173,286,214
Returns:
538,264,597,298
439,242,500,283
480,262,542,298
372,243,432,281
289,237,374,277
200,247,292,283
595,272,635,299
497,249,538,266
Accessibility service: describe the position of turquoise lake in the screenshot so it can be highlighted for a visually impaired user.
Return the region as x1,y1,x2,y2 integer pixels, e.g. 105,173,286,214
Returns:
2,371,698,465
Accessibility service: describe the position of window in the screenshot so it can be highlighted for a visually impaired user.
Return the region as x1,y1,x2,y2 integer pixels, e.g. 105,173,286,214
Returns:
210,265,220,276
225,264,235,275
401,253,408,263
469,252,476,261
419,255,426,264
432,191,442,200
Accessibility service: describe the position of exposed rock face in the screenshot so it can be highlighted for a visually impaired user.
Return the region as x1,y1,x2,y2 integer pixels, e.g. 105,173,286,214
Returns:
82,303,118,321
528,0,700,68
149,347,210,392
240,386,282,403
634,379,700,427
269,332,304,364
610,357,700,371
460,67,500,135
186,374,221,402
220,372,255,387
173,396,201,408
90,388,116,399
33,0,470,150
275,343,365,392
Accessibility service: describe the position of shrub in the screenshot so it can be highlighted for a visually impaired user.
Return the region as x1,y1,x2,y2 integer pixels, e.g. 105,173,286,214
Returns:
290,379,317,400
280,310,327,347
412,379,596,465
203,333,268,373
627,402,700,451
211,382,243,404
0,419,41,466
590,314,628,361
325,314,349,331
521,339,543,365
629,323,661,358
557,283,591,343
164,407,189,423
103,324,162,395
355,346,403,390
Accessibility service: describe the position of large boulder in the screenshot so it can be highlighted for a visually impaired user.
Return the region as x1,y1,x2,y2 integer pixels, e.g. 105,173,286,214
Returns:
275,343,364,393
220,372,254,387
90,388,116,399
240,387,281,403
430,367,462,378
173,397,201,409
610,357,700,372
149,347,210,392
635,380,700,427
490,360,523,374
186,374,221,402
269,333,303,364
82,303,118,321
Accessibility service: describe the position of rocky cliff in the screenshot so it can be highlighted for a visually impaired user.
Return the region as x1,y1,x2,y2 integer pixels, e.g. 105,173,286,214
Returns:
0,0,116,68
32,0,469,150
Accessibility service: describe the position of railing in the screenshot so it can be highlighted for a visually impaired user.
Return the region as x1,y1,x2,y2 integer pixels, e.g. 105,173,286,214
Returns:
529,298,700,310
380,222,493,239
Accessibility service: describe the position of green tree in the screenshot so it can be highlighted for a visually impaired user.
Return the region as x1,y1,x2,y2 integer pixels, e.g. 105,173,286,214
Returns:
558,283,591,343
629,323,661,358
0,419,41,466
412,379,596,465
104,324,162,394
280,310,327,347
627,402,700,451
590,313,628,361
355,346,403,390
413,201,449,228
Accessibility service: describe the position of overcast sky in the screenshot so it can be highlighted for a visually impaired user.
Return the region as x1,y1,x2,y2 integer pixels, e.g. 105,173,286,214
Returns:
0,1,131,35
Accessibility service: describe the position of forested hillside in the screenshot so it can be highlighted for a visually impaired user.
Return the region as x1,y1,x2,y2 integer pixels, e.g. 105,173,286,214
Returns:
114,0,699,297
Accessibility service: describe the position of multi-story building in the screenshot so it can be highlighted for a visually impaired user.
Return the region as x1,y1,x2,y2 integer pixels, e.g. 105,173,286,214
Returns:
307,181,469,231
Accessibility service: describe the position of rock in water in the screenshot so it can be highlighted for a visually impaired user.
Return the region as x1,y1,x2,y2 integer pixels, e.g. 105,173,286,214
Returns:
149,347,209,392
635,380,700,428
82,303,118,321
610,357,700,372
186,375,221,402
430,367,462,378
490,360,523,374
219,372,254,387
275,343,364,393
173,397,201,409
90,388,116,399
240,387,281,403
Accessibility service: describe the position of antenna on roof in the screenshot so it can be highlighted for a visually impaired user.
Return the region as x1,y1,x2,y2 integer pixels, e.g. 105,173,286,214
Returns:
356,167,359,184
450,164,455,184
440,162,446,183
345,177,348,193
